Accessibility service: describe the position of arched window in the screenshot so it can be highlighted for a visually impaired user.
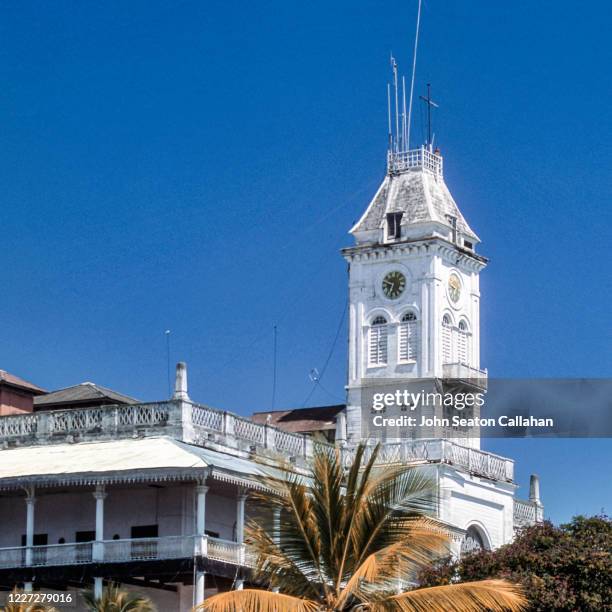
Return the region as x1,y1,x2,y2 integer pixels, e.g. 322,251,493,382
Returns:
369,316,388,366
458,319,470,365
442,314,453,364
461,526,487,555
399,311,418,362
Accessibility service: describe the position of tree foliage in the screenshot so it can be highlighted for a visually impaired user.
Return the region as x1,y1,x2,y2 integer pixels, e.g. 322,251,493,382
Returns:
418,515,612,611
198,443,525,611
82,584,156,612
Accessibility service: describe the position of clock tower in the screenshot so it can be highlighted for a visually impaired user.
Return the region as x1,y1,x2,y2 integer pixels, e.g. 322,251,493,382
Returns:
342,142,488,443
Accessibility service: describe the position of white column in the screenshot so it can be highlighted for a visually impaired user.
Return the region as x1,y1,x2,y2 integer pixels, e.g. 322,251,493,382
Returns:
94,485,106,540
235,490,247,590
25,487,35,566
236,491,246,544
93,485,106,562
195,571,206,606
94,577,103,599
193,483,209,606
196,485,209,536
93,485,106,598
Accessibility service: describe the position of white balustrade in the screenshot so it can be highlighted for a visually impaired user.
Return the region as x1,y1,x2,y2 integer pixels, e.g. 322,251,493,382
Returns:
0,535,253,570
513,499,538,527
387,147,443,177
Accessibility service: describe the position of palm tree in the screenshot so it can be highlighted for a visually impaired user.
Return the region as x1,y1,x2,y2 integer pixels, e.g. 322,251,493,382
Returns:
197,443,526,611
82,583,156,612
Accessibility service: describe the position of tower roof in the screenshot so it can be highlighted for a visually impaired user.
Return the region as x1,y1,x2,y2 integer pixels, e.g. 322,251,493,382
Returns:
350,148,479,245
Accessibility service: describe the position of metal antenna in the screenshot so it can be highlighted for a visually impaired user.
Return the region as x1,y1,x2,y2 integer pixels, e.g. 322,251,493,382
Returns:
391,54,399,152
164,330,171,396
402,75,408,150
419,83,439,149
271,325,277,410
387,82,392,153
406,0,423,150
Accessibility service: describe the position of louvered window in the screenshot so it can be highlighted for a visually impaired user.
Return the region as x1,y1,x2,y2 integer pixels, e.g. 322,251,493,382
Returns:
369,316,388,366
386,212,403,240
442,314,453,364
399,312,418,362
458,320,469,365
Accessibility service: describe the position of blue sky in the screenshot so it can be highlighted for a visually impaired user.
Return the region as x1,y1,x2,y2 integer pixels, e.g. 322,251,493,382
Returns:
0,1,610,524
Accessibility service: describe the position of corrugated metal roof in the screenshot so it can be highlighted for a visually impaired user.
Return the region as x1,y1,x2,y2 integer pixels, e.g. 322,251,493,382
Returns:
0,438,288,491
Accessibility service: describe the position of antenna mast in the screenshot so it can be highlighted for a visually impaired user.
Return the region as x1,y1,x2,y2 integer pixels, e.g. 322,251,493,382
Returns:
406,0,422,150
391,55,399,152
387,83,392,153
402,75,408,149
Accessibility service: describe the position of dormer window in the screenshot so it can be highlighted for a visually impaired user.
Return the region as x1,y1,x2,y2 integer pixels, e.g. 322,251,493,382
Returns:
386,212,403,240
464,239,473,250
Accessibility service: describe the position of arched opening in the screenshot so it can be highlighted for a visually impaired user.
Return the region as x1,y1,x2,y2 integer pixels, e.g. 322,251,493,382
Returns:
442,314,453,364
369,316,388,366
399,311,418,362
457,319,470,365
461,525,489,555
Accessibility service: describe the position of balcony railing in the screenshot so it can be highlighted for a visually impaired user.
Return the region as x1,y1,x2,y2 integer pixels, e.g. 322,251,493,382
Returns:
387,147,443,177
441,364,488,390
361,439,514,482
0,535,253,570
0,400,514,482
513,498,541,528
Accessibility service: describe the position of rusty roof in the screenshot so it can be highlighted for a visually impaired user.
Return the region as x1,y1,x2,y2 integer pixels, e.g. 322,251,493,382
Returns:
0,370,45,394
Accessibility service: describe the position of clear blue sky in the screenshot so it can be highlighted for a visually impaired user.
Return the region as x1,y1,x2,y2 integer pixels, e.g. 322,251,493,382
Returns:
0,1,610,524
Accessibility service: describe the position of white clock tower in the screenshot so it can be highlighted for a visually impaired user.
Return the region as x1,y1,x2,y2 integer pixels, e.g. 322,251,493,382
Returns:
342,136,488,443
337,68,541,557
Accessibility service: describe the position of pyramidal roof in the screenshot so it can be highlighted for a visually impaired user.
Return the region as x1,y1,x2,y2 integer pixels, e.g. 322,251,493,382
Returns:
350,148,479,246
34,381,138,408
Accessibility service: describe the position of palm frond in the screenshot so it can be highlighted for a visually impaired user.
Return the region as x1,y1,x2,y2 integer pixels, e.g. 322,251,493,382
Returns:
337,518,449,607
371,579,527,612
195,589,318,612
350,466,437,571
82,584,156,611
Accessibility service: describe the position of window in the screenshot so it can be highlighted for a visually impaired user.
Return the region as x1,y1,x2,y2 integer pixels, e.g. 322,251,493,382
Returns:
464,240,473,250
442,314,453,364
386,212,403,240
458,320,470,365
399,312,418,362
369,316,388,366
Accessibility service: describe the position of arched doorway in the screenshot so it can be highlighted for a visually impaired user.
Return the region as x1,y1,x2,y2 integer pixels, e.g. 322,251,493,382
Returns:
460,525,489,555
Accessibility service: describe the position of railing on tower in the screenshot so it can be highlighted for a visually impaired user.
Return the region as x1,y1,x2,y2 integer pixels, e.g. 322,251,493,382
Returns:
387,146,443,177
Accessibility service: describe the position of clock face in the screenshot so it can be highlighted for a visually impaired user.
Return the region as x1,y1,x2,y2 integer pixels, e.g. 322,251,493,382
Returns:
382,271,406,299
448,273,462,303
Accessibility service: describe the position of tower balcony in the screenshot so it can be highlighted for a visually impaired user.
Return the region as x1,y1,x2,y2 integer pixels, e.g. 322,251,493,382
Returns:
387,146,443,177
442,363,488,391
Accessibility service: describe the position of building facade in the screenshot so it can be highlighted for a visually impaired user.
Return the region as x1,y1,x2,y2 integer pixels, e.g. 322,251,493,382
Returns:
0,139,543,612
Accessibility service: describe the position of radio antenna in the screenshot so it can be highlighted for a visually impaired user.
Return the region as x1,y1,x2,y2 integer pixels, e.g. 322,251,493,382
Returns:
406,0,422,150
391,54,399,152
387,82,392,153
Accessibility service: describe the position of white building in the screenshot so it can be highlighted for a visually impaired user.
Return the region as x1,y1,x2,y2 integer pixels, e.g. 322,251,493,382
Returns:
0,129,542,612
